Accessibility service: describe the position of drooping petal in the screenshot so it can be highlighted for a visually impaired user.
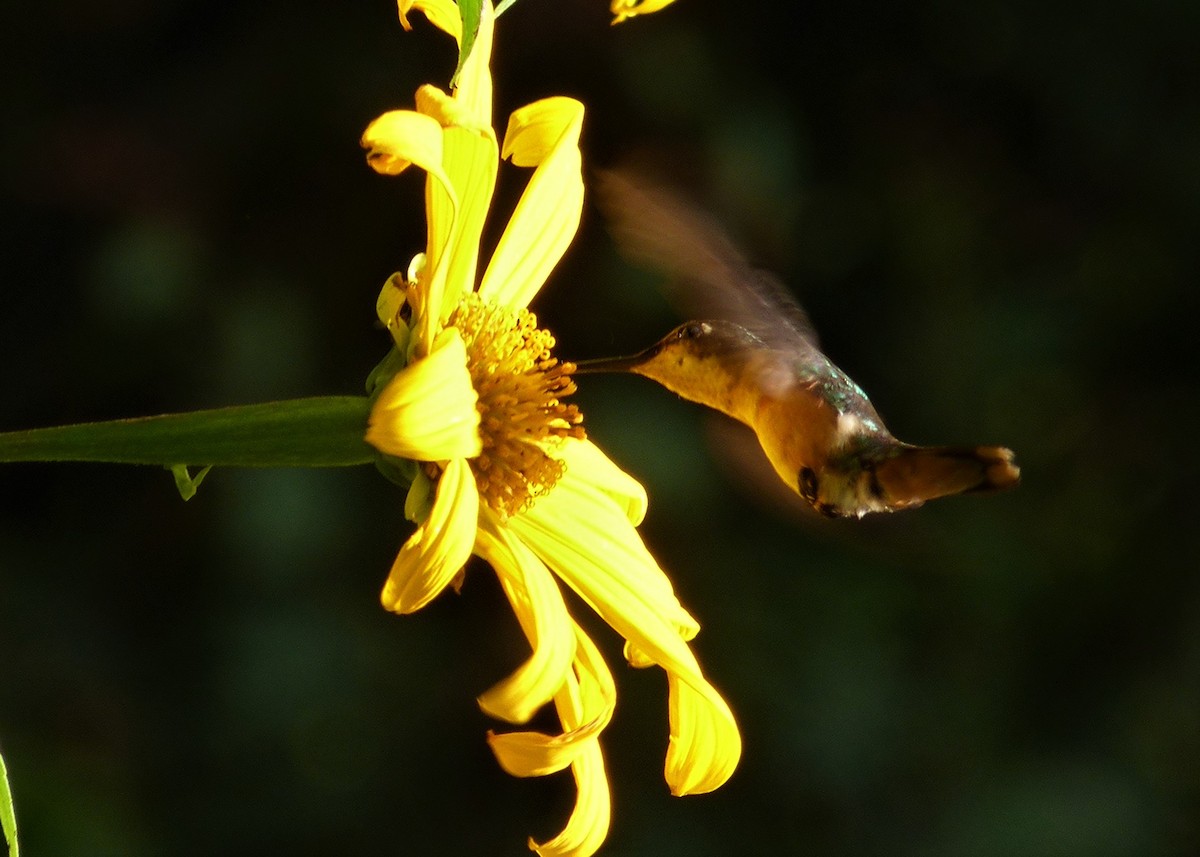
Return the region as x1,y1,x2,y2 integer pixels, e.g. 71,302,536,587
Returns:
509,465,741,791
398,0,462,38
610,0,679,24
487,709,606,778
664,673,741,796
514,442,697,636
380,457,479,614
487,622,616,776
366,328,482,461
528,626,615,857
361,106,460,354
361,109,448,180
530,740,611,857
475,513,577,724
479,97,584,310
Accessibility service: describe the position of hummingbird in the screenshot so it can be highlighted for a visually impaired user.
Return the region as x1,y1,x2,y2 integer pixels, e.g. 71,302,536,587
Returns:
575,170,1019,518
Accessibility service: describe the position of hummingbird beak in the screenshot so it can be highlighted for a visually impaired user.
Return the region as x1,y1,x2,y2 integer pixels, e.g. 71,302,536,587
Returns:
571,348,656,375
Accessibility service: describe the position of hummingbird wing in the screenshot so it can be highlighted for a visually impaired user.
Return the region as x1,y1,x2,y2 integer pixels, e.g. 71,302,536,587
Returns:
594,168,820,352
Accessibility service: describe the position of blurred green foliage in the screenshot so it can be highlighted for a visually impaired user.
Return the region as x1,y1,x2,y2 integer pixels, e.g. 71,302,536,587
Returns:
2,1,1197,855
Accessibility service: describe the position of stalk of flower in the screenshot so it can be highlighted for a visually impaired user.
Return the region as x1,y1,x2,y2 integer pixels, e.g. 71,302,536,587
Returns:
361,1,740,854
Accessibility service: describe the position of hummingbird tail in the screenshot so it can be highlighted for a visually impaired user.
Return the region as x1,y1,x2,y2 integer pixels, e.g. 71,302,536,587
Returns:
874,445,1020,506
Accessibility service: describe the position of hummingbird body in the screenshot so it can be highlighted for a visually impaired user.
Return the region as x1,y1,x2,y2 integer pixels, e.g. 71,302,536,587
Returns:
577,319,1019,518
581,170,1020,518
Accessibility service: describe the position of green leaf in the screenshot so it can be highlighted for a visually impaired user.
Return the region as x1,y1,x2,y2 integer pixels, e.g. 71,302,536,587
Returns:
0,748,17,857
449,0,483,88
170,464,213,500
0,397,375,469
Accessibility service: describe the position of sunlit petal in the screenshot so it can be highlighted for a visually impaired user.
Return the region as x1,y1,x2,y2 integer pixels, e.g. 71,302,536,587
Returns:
361,109,446,179
475,514,577,724
664,673,741,796
610,0,679,24
556,437,647,525
366,328,482,461
530,740,611,857
413,85,500,323
479,98,584,310
513,446,698,637
398,0,462,39
452,0,494,127
380,457,479,613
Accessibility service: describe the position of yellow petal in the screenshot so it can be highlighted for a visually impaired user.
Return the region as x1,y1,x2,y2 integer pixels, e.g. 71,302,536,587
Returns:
487,708,606,778
529,627,614,857
610,0,679,24
360,109,446,179
375,270,408,336
451,0,494,127
398,0,462,39
380,457,479,613
413,85,500,324
366,327,482,461
479,98,584,310
512,446,698,640
509,463,742,795
487,623,615,774
664,673,741,796
361,106,460,355
475,514,577,724
529,740,611,857
556,437,647,525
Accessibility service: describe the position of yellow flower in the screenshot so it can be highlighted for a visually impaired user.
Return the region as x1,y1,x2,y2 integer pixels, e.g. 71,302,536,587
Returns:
361,2,739,855
610,0,680,24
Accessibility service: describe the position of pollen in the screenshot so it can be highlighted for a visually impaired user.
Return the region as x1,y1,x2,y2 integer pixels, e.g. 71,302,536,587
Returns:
449,293,585,516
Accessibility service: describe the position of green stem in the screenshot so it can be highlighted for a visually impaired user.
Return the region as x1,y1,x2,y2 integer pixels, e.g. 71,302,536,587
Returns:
0,396,375,468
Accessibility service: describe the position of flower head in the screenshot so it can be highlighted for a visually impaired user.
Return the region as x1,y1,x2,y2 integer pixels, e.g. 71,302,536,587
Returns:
362,2,739,854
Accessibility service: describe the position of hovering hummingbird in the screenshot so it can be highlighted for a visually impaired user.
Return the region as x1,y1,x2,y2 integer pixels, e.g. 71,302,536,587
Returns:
575,170,1019,518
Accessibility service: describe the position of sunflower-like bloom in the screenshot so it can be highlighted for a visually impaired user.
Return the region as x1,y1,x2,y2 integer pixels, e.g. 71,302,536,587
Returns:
610,0,679,24
361,2,739,855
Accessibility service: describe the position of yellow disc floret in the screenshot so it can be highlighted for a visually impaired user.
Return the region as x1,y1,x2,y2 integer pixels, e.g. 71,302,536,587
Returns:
449,294,585,516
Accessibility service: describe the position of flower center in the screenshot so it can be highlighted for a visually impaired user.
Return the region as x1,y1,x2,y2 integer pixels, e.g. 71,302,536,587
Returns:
449,294,585,516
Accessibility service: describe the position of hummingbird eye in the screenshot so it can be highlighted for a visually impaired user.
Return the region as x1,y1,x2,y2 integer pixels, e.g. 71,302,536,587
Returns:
679,322,710,340
798,467,819,503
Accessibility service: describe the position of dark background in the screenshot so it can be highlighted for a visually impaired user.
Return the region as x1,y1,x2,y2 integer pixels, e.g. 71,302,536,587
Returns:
2,1,1198,854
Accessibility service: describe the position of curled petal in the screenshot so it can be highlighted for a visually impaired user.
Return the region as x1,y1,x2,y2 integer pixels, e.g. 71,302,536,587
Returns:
610,0,679,24
366,328,482,461
530,740,611,857
487,623,615,774
475,514,577,724
487,709,607,779
380,457,479,614
526,627,614,857
398,0,462,38
479,98,585,310
664,673,742,796
361,109,447,179
361,107,460,354
510,467,741,792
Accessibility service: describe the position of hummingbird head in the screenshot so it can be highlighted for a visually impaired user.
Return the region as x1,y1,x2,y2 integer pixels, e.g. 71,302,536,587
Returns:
798,442,1020,519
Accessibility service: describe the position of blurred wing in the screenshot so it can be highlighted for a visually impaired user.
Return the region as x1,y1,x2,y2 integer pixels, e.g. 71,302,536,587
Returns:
594,168,818,350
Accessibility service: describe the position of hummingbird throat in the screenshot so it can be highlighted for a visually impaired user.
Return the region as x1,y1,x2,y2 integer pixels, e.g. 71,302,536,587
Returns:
447,293,585,517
